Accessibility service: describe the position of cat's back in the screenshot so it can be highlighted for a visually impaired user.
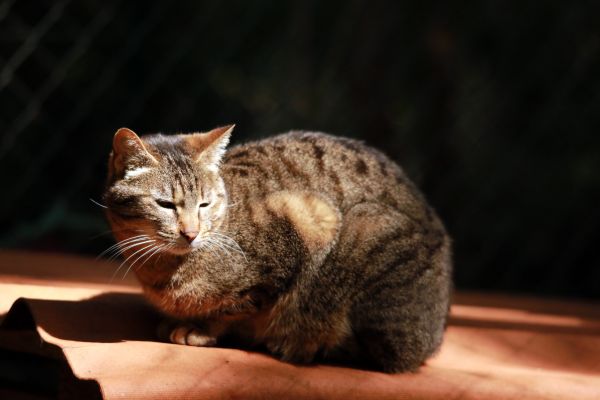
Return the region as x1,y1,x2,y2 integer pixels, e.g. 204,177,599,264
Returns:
223,131,429,220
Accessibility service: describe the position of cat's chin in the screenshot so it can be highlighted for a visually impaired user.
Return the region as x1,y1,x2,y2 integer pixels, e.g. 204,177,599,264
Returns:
165,246,194,256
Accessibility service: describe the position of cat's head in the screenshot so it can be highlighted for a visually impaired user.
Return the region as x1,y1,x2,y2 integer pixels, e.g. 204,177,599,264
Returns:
103,125,234,255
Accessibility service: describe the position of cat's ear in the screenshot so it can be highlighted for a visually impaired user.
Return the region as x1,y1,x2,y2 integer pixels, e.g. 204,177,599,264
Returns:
185,124,234,170
112,128,158,176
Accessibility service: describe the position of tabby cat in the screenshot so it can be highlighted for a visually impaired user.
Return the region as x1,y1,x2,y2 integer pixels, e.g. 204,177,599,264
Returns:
103,125,452,372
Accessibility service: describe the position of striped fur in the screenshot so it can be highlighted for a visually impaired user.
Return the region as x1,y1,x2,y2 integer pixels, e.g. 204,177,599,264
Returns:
103,126,452,372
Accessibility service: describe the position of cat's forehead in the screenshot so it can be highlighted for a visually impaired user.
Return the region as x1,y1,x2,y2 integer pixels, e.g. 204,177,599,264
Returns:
142,135,194,165
135,135,200,179
148,154,201,195
129,137,216,198
156,149,196,174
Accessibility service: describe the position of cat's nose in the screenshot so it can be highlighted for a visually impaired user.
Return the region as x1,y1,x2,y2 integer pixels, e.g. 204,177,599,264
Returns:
180,230,198,243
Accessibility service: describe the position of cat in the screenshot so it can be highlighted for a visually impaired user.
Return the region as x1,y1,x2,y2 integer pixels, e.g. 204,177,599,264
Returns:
103,125,452,372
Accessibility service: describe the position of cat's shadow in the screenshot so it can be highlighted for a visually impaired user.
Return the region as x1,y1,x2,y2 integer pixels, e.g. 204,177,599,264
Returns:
2,292,162,343
3,291,597,346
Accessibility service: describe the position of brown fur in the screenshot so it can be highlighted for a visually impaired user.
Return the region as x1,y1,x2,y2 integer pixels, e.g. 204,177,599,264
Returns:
103,126,452,372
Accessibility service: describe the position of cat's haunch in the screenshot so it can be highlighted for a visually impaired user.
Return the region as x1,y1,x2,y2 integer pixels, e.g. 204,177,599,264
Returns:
103,125,452,372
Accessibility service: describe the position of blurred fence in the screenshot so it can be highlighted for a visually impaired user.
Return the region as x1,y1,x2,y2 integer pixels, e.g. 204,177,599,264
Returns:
1,0,599,299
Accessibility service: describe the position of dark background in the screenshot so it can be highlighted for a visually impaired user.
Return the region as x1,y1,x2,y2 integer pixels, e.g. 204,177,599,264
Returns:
0,1,598,299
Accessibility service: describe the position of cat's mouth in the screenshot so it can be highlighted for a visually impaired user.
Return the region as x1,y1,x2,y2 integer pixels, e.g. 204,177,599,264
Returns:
159,231,238,257
166,240,197,255
167,245,194,255
164,235,204,255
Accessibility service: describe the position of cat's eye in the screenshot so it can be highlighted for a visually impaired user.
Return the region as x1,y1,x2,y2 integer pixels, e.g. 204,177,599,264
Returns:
199,202,210,208
156,199,176,210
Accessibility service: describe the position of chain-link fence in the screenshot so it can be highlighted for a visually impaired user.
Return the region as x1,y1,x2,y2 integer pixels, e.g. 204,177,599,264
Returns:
1,0,599,299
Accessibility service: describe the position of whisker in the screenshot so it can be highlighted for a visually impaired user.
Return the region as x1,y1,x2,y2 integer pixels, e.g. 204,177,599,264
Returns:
210,232,239,244
210,231,244,247
155,243,173,263
133,243,167,274
106,238,155,264
206,237,233,258
122,243,164,280
105,237,154,262
107,238,152,261
215,236,244,253
209,233,247,262
102,233,148,247
111,241,155,282
214,238,240,255
96,235,149,260
89,198,109,209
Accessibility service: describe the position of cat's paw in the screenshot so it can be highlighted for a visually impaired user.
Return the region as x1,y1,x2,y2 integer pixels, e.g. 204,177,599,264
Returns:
169,324,218,347
157,320,217,347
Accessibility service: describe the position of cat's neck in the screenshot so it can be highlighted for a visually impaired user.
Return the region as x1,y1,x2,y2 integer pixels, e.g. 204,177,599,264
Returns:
133,251,182,289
